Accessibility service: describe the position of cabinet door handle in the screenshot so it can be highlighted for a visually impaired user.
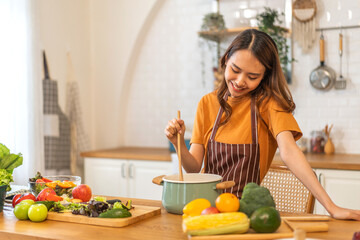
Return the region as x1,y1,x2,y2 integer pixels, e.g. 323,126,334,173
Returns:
121,163,126,178
129,163,134,179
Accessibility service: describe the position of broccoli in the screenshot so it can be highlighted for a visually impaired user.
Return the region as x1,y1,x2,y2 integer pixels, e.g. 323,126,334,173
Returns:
239,182,276,217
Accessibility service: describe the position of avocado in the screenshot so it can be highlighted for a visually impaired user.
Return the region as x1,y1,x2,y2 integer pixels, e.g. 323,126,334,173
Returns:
98,208,132,218
250,206,281,233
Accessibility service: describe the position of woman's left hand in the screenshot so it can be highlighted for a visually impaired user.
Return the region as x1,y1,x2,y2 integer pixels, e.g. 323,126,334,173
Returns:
329,205,360,220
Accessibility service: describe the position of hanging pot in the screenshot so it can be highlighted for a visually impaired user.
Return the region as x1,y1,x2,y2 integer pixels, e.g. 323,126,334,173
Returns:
152,173,235,215
309,32,336,90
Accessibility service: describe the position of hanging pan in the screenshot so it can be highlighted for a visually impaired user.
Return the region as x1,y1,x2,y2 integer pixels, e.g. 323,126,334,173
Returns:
309,32,336,90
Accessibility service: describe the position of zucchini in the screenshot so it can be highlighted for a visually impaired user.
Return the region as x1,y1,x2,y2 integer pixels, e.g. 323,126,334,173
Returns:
98,208,132,218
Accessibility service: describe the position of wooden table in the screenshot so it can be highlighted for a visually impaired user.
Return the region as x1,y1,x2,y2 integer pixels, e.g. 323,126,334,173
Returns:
0,198,359,240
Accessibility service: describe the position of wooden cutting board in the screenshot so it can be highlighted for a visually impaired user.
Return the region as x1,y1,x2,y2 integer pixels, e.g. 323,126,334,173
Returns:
188,218,329,240
47,205,161,228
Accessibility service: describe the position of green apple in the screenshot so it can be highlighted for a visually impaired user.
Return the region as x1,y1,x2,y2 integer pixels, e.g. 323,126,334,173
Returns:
19,199,35,206
14,203,31,220
28,204,48,222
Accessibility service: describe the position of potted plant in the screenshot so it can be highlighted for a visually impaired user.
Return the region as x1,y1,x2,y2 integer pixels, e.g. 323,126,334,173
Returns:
256,7,294,83
0,143,23,212
198,12,227,88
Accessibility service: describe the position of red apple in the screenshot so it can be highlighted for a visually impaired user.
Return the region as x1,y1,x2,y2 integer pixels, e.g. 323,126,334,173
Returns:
72,184,92,202
201,206,220,215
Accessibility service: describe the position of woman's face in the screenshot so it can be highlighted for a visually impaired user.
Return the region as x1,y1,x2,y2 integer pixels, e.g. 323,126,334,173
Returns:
224,49,266,98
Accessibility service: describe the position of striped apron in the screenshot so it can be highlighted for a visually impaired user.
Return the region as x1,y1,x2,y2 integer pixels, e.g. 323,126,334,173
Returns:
205,94,260,198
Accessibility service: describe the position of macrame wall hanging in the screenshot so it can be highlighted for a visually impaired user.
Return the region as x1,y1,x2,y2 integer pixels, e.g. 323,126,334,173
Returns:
292,0,317,52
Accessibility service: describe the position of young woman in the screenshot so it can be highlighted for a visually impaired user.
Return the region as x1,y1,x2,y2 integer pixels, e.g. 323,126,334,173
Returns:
165,29,360,220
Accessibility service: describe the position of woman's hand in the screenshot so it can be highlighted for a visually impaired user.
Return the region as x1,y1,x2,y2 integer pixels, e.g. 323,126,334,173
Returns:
328,205,360,221
164,118,185,146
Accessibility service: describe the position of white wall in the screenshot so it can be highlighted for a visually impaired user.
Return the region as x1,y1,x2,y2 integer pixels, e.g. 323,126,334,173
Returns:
37,0,92,144
290,0,360,153
38,0,360,154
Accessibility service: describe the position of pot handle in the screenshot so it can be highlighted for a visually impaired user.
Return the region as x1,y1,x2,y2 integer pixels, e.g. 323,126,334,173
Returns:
152,175,165,185
216,181,235,190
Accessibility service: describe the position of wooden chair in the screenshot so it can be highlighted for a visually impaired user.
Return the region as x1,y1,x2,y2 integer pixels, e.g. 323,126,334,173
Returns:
260,165,315,213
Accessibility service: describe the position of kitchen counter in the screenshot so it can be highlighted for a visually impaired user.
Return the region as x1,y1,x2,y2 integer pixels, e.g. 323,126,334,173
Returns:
81,147,172,161
272,152,360,170
0,197,359,240
81,147,360,170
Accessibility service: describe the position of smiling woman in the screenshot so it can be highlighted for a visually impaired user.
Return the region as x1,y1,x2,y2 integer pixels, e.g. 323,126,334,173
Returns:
0,0,44,185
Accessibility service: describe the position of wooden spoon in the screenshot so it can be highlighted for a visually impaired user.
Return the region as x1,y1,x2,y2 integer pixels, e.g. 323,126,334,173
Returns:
177,110,184,181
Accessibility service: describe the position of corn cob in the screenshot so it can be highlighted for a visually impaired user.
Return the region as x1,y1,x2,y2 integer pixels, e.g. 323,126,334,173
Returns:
182,212,250,236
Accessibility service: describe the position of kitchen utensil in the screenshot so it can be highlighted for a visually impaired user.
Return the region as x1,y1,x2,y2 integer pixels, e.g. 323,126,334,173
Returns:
309,32,336,90
335,31,347,89
47,204,161,227
284,219,329,232
152,173,235,214
324,124,334,154
177,110,183,181
282,215,330,221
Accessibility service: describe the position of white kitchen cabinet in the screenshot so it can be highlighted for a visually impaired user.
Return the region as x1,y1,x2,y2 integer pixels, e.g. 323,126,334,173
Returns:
313,168,360,215
84,157,171,200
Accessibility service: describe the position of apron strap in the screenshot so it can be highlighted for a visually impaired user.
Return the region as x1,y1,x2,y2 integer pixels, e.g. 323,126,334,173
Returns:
251,97,258,144
209,90,229,140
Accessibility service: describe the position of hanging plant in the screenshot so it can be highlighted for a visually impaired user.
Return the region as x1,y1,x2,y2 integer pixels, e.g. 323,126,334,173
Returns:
199,12,226,43
256,7,294,82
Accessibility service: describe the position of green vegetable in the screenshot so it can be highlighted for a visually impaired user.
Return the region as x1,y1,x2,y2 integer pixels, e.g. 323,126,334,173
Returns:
112,200,133,210
93,196,107,202
0,143,23,191
250,206,281,233
36,201,56,210
0,169,13,191
239,182,276,217
113,201,124,209
98,208,132,218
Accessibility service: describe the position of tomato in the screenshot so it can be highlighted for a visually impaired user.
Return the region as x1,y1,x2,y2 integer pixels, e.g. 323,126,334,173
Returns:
28,204,48,222
36,179,45,183
13,193,36,207
215,193,240,213
12,194,22,208
41,177,52,183
45,194,63,202
36,188,56,201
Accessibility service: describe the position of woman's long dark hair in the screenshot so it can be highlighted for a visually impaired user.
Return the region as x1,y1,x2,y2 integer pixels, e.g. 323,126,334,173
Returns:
217,29,295,126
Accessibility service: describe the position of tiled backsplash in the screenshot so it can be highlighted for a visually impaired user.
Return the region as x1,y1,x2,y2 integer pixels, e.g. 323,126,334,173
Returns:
123,0,360,154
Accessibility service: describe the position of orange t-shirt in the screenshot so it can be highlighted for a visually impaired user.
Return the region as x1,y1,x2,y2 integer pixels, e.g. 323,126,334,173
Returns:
191,91,302,181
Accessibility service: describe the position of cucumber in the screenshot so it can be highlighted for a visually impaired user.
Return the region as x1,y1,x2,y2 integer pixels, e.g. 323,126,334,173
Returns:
98,208,132,218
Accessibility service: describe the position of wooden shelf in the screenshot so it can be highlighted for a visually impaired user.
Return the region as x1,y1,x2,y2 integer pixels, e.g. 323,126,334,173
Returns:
198,26,291,42
198,27,256,40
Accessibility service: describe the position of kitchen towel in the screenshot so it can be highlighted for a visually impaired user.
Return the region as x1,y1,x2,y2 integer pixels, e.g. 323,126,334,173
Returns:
43,51,71,171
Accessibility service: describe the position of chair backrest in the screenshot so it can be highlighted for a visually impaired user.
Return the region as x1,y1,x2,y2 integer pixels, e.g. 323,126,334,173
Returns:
260,165,315,213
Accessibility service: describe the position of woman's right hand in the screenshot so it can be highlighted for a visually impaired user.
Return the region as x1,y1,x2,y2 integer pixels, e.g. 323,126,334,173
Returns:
164,118,185,146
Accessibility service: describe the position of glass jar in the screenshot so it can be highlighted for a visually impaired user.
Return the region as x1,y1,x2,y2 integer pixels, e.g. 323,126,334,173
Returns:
310,130,325,153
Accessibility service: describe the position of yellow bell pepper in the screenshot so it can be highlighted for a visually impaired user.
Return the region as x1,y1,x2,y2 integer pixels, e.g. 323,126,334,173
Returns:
182,198,211,218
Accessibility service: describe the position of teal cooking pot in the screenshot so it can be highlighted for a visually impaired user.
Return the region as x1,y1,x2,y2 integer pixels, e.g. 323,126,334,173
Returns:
152,173,235,215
